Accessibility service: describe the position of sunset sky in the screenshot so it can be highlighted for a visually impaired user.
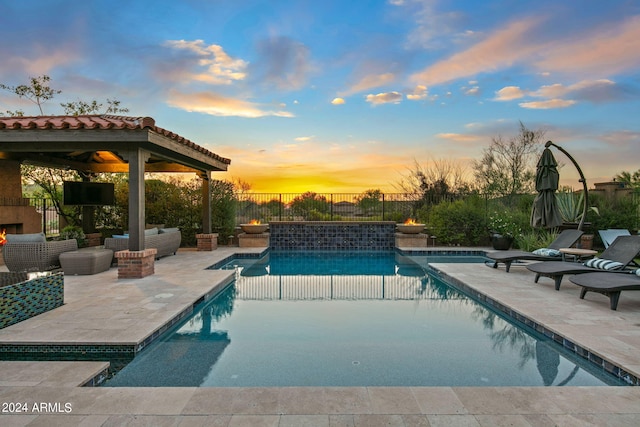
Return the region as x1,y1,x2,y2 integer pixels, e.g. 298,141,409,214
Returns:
1,0,639,193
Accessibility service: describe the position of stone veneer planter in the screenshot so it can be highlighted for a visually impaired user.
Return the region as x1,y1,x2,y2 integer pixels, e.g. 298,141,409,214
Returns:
268,221,396,251
0,272,64,329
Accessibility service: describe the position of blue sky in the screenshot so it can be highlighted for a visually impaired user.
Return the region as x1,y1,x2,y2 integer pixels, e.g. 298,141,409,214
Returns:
1,0,639,192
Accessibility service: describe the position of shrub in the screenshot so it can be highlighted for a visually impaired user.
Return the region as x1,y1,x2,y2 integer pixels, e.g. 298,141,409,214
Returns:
589,193,639,246
429,196,488,246
515,229,557,252
59,225,86,247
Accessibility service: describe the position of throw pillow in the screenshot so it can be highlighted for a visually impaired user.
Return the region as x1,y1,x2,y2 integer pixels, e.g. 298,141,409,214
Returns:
532,248,562,257
159,227,179,234
144,227,159,236
6,232,46,243
584,257,624,270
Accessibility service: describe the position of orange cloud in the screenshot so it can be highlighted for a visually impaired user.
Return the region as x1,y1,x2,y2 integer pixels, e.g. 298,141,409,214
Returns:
163,40,247,85
519,99,576,109
406,85,428,100
494,86,525,101
365,91,403,105
343,72,396,96
166,89,293,118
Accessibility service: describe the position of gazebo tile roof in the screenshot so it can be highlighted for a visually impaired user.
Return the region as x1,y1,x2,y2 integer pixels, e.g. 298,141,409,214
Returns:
0,115,230,165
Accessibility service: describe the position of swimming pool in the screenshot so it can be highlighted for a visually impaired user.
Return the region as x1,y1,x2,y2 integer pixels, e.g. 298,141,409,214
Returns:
105,251,625,387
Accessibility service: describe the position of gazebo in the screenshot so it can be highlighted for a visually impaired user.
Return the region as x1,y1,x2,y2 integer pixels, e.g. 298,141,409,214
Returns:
0,115,230,276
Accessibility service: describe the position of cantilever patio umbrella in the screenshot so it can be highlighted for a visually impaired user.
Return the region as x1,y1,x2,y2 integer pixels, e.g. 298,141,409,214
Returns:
531,147,563,229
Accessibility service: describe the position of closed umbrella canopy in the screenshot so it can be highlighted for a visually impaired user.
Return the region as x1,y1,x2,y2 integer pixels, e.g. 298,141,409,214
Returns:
531,148,563,229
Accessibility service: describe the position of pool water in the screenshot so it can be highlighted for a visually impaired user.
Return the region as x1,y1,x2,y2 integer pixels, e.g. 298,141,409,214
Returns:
105,251,625,387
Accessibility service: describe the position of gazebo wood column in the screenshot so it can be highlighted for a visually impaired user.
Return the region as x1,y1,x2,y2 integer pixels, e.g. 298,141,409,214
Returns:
117,148,155,279
201,171,212,234
196,171,218,251
124,148,149,251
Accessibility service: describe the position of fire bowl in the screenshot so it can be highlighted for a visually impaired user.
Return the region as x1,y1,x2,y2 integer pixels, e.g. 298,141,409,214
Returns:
396,224,425,234
240,224,269,234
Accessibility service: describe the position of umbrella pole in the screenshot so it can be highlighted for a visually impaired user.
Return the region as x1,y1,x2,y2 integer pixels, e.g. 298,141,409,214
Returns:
545,141,588,231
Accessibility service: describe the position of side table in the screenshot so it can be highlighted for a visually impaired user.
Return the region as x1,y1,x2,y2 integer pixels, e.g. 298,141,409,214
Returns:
559,248,598,262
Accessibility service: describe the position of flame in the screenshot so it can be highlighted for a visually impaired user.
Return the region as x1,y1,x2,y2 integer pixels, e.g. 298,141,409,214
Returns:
0,228,6,246
249,219,261,225
404,218,417,225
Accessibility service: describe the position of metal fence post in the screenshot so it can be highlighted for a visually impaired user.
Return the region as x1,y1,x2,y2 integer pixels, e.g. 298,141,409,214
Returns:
382,194,385,220
42,199,47,235
330,194,334,220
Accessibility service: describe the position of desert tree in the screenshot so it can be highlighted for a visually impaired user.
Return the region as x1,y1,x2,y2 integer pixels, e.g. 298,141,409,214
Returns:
472,122,545,199
0,75,61,115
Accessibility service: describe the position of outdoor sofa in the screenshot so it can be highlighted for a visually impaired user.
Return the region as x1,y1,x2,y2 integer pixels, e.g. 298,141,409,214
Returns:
2,232,78,272
525,235,640,290
569,271,640,310
486,229,583,272
104,227,181,261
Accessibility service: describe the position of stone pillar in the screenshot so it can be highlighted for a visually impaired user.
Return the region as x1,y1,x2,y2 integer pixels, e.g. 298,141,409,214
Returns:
395,233,428,248
115,249,157,279
196,233,218,251
238,232,269,248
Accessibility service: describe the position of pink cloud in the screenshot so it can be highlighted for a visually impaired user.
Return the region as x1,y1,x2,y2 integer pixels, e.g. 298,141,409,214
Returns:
535,15,640,77
410,17,543,86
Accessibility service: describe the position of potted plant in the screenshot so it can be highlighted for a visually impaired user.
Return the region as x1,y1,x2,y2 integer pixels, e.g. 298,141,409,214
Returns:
59,225,87,248
488,212,521,250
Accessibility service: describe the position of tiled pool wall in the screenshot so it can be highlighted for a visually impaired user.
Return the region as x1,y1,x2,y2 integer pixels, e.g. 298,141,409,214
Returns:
0,272,64,329
269,221,397,250
434,267,639,386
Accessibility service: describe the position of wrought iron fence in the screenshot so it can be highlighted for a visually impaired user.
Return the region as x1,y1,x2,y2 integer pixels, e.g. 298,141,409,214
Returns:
234,192,468,224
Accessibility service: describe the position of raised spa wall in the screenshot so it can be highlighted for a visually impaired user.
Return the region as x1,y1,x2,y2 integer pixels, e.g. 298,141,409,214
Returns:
268,221,397,251
0,272,64,329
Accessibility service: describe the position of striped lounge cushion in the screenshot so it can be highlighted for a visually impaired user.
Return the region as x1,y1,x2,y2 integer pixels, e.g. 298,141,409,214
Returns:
584,257,624,270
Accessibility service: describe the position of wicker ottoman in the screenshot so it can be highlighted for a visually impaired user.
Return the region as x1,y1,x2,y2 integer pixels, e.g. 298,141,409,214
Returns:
59,249,114,275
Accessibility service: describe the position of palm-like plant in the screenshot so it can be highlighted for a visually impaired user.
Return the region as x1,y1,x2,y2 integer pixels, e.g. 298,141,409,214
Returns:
556,191,599,223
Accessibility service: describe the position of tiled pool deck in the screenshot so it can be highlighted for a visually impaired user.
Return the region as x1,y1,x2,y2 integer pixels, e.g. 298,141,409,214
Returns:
1,247,640,426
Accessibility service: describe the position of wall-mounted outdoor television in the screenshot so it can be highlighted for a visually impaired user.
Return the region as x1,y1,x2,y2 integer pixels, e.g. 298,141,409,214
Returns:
63,181,115,206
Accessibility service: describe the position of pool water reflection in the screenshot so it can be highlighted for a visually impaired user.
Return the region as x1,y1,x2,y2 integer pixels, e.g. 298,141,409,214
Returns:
105,251,625,387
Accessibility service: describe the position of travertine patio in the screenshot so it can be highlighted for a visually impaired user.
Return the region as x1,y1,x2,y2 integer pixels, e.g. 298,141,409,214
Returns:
1,247,640,426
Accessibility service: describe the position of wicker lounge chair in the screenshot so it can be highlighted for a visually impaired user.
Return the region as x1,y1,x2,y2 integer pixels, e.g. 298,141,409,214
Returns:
526,235,640,290
3,239,78,272
486,229,584,272
569,272,640,310
598,229,631,248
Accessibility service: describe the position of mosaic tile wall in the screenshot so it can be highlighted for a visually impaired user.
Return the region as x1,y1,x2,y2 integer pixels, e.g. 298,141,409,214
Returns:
0,272,64,329
269,221,397,251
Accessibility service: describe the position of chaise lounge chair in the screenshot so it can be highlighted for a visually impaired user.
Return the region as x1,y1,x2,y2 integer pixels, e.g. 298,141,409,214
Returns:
569,271,640,310
526,235,640,290
486,229,584,272
598,229,631,248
